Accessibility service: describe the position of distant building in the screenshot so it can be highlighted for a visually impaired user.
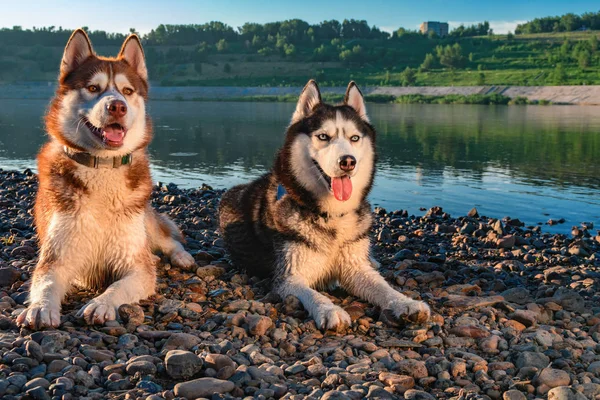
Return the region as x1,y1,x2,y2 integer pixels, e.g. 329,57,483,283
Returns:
420,21,449,37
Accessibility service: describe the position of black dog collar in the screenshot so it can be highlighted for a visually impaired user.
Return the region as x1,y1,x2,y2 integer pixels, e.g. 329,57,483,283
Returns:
63,146,132,169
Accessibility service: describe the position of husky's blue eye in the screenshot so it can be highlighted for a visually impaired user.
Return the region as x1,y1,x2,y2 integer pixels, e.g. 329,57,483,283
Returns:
350,135,360,142
317,133,330,141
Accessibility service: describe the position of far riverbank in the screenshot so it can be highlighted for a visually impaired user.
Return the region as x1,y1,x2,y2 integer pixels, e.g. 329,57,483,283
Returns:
2,83,600,105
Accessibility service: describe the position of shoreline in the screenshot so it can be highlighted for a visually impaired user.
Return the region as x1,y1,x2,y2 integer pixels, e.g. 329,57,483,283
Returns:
0,168,599,399
3,83,600,105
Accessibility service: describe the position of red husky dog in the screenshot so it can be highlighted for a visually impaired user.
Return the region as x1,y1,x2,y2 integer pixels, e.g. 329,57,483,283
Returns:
17,29,195,329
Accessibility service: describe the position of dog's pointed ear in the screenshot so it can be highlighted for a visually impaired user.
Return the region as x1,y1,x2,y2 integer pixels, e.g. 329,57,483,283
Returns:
61,29,94,77
292,80,321,123
344,81,369,122
119,34,147,80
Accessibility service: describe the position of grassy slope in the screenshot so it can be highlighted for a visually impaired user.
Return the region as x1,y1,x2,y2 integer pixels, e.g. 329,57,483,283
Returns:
1,31,599,87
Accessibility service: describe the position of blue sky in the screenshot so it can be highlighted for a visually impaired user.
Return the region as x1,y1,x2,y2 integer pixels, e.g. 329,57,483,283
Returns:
1,0,598,34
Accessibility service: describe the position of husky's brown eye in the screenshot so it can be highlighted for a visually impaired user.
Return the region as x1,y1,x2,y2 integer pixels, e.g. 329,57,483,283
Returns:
317,133,330,141
122,87,134,95
87,85,99,93
350,135,360,142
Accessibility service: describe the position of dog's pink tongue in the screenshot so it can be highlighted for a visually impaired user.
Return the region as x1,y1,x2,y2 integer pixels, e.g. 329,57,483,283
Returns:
331,176,352,201
102,125,125,146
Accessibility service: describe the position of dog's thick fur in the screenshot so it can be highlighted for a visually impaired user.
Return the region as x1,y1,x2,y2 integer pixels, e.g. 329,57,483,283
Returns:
17,29,195,330
219,80,430,330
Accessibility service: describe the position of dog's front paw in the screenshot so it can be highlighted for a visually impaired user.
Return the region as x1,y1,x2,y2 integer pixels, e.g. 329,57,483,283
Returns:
313,304,352,331
388,298,431,324
17,303,61,330
170,249,196,270
77,297,117,325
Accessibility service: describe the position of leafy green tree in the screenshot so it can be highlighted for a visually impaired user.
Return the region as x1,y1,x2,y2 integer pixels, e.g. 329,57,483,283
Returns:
400,66,416,86
339,49,353,63
477,72,486,85
258,47,274,56
275,34,288,50
313,44,336,61
216,39,229,52
436,43,465,69
451,21,490,37
560,13,580,31
339,45,364,64
552,63,567,84
223,63,232,73
284,43,296,57
578,50,591,69
590,35,598,53
341,19,371,39
251,35,262,48
560,39,571,61
420,53,435,71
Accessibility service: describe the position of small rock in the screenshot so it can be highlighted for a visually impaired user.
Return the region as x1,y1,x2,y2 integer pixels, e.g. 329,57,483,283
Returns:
165,350,203,379
552,288,585,312
536,368,570,390
510,309,537,327
503,390,527,400
588,361,600,375
196,265,225,279
246,315,272,336
547,386,586,400
467,207,479,218
404,389,436,400
501,287,532,305
448,325,490,338
158,299,185,314
379,372,414,390
174,377,234,398
444,295,504,310
82,348,114,362
162,333,201,350
204,354,234,371
393,359,427,379
285,364,306,375
23,377,50,392
125,361,156,376
25,340,44,362
26,386,51,400
0,266,20,287
516,351,549,370
118,304,145,326
497,235,516,249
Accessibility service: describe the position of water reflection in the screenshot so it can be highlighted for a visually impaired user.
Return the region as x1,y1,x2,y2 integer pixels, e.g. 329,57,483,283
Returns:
0,99,598,233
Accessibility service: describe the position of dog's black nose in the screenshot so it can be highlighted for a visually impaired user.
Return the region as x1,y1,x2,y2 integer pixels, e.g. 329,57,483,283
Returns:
339,155,356,172
107,100,127,118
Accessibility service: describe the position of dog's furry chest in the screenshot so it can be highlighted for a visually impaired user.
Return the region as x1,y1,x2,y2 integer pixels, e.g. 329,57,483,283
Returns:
73,167,137,212
42,166,150,288
274,199,372,253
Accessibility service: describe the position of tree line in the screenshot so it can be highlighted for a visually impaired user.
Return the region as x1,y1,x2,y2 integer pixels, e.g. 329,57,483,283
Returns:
0,18,491,49
516,11,600,34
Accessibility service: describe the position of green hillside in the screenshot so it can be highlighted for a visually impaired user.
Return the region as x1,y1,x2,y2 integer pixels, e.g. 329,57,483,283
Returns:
0,17,599,87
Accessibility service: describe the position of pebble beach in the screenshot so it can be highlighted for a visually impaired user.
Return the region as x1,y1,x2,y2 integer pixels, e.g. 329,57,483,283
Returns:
0,168,600,400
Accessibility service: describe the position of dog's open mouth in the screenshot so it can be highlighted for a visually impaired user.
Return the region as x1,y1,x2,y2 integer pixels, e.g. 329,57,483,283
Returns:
84,119,127,148
312,160,352,202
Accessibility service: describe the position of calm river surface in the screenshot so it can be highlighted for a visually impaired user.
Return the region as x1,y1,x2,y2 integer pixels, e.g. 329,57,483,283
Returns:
0,99,599,233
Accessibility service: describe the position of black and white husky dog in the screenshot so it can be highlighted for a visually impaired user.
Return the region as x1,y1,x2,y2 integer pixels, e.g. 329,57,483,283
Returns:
219,80,430,330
